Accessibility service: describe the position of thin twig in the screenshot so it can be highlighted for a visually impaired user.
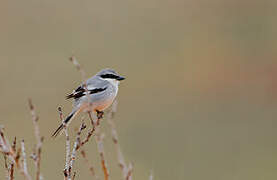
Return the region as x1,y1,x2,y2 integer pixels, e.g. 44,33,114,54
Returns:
3,154,9,180
58,107,71,180
21,140,29,176
11,137,16,153
126,163,133,180
9,163,14,180
68,123,86,178
0,127,32,180
77,128,94,151
107,101,129,178
69,56,86,81
72,172,76,180
64,126,70,179
28,99,43,180
89,113,109,180
4,155,15,180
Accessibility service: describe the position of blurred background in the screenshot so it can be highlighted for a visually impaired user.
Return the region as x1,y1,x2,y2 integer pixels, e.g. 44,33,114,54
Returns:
0,0,277,179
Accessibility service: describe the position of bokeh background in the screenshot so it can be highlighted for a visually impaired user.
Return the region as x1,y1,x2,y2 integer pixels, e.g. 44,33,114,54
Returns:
1,0,277,179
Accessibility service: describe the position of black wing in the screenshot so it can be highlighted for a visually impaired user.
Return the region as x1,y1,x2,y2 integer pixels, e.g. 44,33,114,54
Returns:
66,85,107,100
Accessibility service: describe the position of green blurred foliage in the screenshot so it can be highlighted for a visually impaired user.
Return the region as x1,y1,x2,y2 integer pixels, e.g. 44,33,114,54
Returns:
0,0,277,179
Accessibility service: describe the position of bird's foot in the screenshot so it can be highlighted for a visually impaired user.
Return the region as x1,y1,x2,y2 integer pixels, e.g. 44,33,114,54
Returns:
96,110,104,125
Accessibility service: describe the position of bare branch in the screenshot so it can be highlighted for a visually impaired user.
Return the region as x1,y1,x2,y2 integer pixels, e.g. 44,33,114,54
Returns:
107,101,129,178
69,56,86,81
4,155,15,180
11,137,16,153
89,113,109,180
28,99,43,180
126,163,133,180
72,172,76,180
77,128,94,151
68,122,86,179
58,107,71,180
9,163,14,180
21,140,30,177
3,154,9,180
0,127,32,180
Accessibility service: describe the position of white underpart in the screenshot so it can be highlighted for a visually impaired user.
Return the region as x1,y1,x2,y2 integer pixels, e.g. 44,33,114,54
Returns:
105,78,119,97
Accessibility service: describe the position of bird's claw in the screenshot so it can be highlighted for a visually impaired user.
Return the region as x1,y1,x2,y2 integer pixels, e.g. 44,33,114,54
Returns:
96,110,104,125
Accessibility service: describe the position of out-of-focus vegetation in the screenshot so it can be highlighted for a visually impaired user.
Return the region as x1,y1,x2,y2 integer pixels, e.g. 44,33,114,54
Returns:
0,0,277,179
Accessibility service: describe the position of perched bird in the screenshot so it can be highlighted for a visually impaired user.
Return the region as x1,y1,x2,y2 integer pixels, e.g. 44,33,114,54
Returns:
52,68,125,137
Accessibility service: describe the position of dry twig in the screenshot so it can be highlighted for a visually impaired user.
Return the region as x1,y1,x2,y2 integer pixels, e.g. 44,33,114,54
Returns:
3,154,15,180
72,172,76,180
68,123,86,177
58,107,71,180
28,99,43,180
69,56,86,81
126,163,133,180
107,101,129,178
89,113,109,180
0,126,32,180
21,140,29,177
9,163,14,180
59,105,97,180
3,154,9,180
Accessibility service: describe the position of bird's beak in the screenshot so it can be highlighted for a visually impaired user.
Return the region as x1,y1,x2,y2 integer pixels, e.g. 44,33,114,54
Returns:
116,76,125,81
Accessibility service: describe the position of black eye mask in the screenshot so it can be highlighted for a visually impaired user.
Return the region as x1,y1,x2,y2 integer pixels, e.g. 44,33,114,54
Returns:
100,74,120,79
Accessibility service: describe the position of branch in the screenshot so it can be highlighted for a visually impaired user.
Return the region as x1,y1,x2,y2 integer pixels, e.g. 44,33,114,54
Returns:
125,163,133,180
28,99,43,180
0,127,32,180
69,56,86,81
58,107,71,180
3,154,9,180
107,101,129,178
9,163,14,180
89,113,109,180
21,140,29,176
68,123,86,177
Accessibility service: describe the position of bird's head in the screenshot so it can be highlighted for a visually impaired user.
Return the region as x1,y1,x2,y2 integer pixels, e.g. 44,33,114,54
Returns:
97,68,125,85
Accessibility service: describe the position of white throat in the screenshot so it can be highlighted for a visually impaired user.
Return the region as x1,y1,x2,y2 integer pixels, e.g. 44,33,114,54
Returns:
105,78,119,87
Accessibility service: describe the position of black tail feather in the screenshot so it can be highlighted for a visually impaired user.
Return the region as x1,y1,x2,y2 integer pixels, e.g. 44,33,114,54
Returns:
51,112,75,138
51,124,64,138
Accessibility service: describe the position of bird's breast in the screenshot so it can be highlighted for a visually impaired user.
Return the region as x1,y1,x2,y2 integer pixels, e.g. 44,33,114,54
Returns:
81,85,118,112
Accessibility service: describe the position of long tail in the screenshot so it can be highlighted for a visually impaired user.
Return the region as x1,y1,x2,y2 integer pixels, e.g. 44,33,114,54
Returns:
51,110,76,138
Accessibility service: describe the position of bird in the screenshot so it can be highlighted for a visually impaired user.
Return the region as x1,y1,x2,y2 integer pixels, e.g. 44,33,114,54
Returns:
52,68,125,137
